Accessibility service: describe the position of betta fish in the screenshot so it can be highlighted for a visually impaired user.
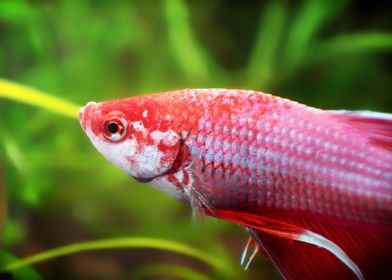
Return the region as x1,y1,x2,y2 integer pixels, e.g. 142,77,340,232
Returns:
79,89,392,280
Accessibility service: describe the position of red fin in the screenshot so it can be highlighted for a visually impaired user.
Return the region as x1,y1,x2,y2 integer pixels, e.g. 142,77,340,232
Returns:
209,209,392,280
252,224,392,280
329,110,392,150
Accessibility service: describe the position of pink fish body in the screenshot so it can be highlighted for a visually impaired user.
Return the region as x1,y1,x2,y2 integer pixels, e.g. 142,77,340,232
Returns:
79,89,392,280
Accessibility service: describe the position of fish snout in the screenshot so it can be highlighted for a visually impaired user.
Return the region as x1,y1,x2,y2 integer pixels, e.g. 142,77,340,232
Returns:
79,101,97,131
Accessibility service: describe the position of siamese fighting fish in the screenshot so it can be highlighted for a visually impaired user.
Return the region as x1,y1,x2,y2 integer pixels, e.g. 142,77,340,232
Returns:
79,89,392,280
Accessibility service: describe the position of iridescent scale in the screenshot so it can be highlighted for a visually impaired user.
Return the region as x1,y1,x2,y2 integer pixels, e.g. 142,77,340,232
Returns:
156,89,392,225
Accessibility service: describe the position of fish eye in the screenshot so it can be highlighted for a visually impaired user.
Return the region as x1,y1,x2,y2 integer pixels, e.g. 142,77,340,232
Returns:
107,122,119,133
103,116,127,142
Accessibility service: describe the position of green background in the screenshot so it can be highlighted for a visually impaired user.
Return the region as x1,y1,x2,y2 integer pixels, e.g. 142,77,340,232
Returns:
0,0,391,279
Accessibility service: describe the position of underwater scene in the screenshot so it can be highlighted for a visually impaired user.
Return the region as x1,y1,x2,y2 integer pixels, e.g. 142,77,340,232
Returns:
0,1,391,279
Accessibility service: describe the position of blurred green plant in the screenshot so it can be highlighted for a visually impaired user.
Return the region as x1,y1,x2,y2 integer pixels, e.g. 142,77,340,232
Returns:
0,237,230,277
0,0,391,279
0,251,43,280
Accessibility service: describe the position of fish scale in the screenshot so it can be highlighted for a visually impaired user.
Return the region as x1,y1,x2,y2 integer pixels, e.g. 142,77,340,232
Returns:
80,88,392,279
165,90,391,225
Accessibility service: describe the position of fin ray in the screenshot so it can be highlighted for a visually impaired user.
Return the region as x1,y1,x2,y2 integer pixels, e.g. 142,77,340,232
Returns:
208,208,392,280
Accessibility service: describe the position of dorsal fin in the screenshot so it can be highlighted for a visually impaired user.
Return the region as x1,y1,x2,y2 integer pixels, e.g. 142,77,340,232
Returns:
328,110,392,150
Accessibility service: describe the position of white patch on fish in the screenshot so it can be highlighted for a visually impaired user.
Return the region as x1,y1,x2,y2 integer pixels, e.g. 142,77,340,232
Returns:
150,175,182,199
135,145,166,177
132,121,145,132
151,130,178,146
175,169,184,183
142,110,148,118
83,125,139,176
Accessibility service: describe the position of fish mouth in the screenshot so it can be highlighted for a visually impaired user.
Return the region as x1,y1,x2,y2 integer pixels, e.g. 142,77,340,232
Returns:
133,176,157,183
132,170,171,183
79,101,97,131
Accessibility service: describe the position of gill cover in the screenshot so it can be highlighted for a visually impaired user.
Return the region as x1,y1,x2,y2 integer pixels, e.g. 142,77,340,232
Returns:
80,98,182,181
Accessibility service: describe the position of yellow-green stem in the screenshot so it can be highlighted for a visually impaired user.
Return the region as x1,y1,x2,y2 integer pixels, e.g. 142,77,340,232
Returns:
0,237,226,273
0,78,80,119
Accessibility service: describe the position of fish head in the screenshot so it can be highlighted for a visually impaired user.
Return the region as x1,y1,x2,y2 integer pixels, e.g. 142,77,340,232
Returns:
79,98,182,187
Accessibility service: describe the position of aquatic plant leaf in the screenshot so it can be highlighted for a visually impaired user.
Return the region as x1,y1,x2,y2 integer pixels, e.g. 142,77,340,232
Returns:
0,237,227,274
0,79,80,119
245,0,287,89
310,33,392,63
0,251,43,280
164,0,209,82
283,0,349,74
